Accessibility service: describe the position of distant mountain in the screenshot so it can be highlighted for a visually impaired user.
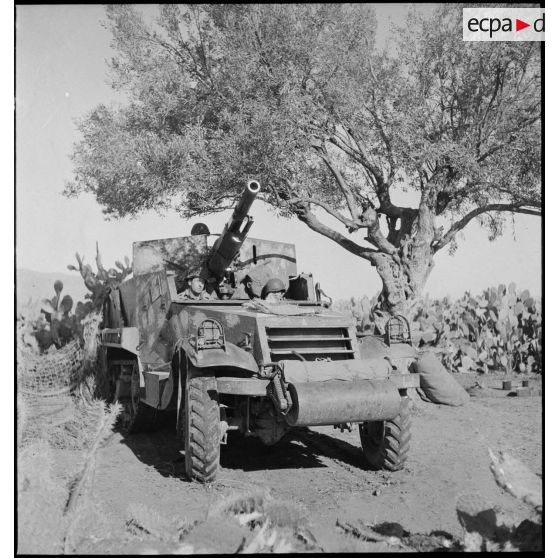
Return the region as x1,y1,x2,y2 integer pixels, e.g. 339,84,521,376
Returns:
16,268,89,313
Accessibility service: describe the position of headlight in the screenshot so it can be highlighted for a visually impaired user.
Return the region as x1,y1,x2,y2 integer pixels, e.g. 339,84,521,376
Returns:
196,319,225,350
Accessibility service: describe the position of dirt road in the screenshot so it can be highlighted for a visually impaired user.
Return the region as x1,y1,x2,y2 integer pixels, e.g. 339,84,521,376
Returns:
64,390,541,553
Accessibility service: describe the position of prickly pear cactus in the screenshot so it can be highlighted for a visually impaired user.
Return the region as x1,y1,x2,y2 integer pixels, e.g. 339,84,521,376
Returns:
37,281,79,350
409,284,541,375
336,284,542,376
68,243,132,310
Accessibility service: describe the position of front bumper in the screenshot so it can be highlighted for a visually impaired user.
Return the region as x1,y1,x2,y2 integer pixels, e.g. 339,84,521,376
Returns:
216,358,419,426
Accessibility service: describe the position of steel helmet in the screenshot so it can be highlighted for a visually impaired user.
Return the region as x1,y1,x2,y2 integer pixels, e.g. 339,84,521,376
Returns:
191,222,210,235
261,278,286,300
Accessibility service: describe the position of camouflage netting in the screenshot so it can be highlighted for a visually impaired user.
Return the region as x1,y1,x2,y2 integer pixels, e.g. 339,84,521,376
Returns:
17,311,103,448
18,311,101,393
18,253,133,553
18,339,84,396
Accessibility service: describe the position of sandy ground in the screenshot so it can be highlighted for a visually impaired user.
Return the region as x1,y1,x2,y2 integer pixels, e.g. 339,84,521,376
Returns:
52,382,542,554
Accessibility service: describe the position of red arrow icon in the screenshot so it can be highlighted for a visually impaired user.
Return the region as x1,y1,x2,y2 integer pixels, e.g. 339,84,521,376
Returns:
516,19,530,32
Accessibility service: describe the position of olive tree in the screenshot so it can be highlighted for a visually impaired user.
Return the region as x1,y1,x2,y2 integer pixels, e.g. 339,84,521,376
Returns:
67,4,541,314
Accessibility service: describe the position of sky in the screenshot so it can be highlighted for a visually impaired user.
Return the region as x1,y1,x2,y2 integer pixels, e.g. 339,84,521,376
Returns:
15,4,541,302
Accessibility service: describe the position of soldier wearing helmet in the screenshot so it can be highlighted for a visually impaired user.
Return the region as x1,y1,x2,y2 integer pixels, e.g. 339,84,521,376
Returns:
261,277,286,303
191,223,210,236
176,265,215,301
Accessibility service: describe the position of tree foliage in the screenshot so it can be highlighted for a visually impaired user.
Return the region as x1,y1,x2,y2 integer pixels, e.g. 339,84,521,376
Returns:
67,4,541,311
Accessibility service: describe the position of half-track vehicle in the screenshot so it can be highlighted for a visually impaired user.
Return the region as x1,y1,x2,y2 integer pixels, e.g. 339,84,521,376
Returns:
99,180,419,482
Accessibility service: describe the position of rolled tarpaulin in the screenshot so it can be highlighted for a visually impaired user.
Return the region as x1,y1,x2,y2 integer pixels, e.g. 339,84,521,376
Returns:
281,358,390,384
286,378,402,426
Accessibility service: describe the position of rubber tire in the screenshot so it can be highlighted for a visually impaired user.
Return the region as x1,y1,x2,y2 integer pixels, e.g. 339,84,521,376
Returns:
359,396,411,471
119,361,162,435
184,375,221,483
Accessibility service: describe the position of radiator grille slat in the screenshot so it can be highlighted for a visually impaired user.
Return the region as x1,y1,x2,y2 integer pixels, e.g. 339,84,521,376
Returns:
266,326,354,361
270,349,354,355
267,336,352,342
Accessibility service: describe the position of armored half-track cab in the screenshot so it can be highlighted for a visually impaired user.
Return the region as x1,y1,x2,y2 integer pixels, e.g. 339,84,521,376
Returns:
99,180,419,482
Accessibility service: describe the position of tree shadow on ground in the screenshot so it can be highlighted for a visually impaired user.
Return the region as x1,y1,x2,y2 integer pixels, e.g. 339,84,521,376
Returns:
218,427,371,473
116,422,186,480
293,427,370,470
117,424,370,479
219,430,326,472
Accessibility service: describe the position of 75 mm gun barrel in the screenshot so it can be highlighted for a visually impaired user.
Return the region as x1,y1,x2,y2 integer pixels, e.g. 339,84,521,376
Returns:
207,180,261,279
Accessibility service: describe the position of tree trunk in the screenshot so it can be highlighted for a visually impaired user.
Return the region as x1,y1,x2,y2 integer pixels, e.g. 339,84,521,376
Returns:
374,238,435,317
374,195,438,316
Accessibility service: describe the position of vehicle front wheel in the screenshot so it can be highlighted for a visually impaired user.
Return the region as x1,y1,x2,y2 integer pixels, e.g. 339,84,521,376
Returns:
184,373,221,483
359,396,411,471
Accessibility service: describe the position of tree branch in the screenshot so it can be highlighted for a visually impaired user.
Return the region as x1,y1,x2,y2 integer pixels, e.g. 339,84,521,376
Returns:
477,114,541,163
476,60,506,154
433,203,541,253
344,126,400,213
290,197,364,232
313,144,361,220
360,206,398,255
327,133,383,187
364,103,396,179
294,203,378,261
146,31,211,90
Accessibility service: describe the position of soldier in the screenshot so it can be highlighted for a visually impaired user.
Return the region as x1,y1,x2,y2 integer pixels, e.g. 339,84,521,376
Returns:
191,223,210,236
216,279,234,300
178,274,215,300
261,278,287,303
241,275,259,300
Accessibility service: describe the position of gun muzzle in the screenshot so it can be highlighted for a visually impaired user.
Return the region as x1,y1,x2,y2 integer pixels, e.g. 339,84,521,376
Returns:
232,180,261,222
